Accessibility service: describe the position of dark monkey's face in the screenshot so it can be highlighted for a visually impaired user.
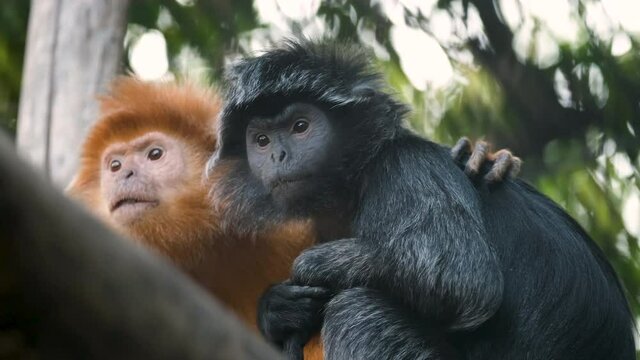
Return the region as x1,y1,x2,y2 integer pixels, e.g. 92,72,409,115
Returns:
245,103,341,206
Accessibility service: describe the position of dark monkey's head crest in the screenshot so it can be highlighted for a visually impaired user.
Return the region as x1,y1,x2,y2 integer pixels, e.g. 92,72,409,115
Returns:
212,40,410,172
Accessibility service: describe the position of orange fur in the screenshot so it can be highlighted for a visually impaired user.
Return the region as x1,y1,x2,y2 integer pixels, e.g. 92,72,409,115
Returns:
67,77,321,357
304,336,324,360
67,77,222,268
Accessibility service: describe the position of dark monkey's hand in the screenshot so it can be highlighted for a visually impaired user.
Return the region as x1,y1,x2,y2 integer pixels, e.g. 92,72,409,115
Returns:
451,137,522,184
257,281,332,360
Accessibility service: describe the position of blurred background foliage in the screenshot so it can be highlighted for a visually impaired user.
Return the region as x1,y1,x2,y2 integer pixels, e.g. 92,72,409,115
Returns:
0,0,638,320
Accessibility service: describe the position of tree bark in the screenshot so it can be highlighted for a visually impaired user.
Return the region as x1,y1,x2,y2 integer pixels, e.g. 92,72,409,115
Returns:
0,131,282,360
17,0,130,188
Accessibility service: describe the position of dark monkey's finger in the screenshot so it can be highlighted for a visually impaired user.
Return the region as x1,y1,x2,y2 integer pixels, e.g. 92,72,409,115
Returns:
485,150,522,183
284,334,306,360
451,137,472,163
484,149,511,183
509,156,523,178
465,140,490,178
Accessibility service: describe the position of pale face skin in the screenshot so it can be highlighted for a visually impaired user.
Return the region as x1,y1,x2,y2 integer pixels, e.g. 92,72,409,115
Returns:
100,131,188,225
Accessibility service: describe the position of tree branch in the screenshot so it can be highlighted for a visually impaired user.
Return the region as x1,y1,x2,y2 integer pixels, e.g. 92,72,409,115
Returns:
0,131,282,360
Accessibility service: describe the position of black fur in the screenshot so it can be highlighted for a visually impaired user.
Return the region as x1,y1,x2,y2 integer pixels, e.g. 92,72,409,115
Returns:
210,40,635,359
257,281,332,360
211,40,406,179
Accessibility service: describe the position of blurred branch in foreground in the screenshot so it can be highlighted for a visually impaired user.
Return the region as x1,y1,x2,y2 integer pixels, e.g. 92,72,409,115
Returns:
0,131,282,360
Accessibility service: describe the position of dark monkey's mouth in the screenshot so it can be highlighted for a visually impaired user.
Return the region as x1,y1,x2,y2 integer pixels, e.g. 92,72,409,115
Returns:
270,175,313,191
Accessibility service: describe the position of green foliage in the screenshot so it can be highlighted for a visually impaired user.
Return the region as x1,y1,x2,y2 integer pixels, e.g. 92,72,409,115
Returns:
436,68,517,145
128,0,258,80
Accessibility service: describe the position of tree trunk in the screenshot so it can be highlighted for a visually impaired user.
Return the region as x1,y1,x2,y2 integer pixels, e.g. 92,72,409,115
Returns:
17,0,129,188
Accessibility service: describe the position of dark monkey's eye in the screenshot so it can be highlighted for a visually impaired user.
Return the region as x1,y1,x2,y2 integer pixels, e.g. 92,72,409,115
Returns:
148,148,164,161
256,134,270,147
110,159,122,172
292,119,309,133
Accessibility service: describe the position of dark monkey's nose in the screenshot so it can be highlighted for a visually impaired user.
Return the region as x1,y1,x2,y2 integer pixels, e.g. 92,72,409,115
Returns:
271,150,287,162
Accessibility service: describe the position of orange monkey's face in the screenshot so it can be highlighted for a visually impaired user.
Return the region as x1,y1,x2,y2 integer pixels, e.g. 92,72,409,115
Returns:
100,131,194,225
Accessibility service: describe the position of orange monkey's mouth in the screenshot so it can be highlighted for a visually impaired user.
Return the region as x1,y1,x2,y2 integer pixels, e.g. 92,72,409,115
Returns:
111,198,159,212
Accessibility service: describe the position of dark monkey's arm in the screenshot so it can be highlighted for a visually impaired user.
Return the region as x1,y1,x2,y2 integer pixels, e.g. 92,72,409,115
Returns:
259,138,508,359
290,138,519,291
293,137,504,330
289,137,518,292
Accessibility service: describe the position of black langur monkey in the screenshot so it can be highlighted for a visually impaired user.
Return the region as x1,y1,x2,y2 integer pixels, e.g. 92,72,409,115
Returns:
209,41,635,360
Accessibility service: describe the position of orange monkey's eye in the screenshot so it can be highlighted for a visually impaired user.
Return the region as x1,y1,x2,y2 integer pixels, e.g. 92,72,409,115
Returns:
110,159,122,172
148,148,163,161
